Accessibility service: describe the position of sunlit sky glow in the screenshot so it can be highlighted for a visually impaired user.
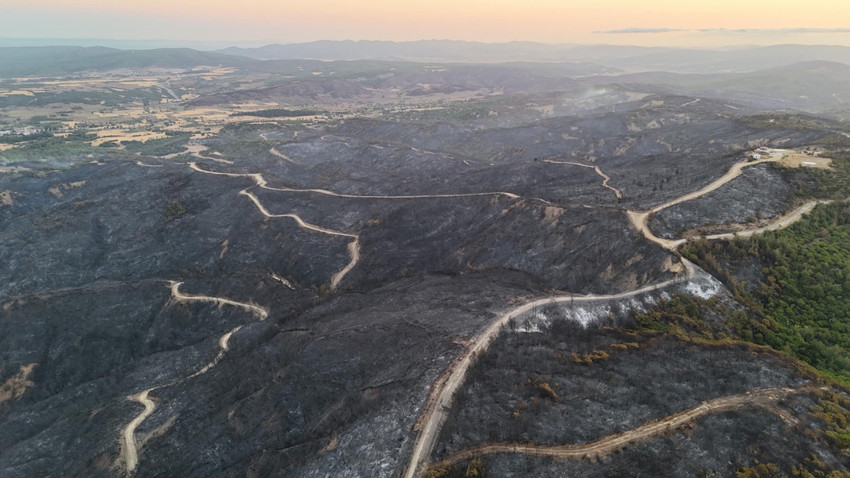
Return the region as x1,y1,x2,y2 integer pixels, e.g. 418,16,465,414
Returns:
2,0,849,48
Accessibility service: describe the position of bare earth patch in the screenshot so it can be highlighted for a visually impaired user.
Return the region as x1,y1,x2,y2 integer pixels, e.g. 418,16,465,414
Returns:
0,363,37,404
91,129,167,147
48,181,86,198
0,89,35,97
777,151,832,169
543,206,565,226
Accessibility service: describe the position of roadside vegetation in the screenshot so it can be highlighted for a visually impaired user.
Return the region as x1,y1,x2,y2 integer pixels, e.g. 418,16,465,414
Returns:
782,150,850,201
0,131,52,144
636,160,850,470
636,297,850,472
0,132,101,162
425,459,484,478
679,201,850,385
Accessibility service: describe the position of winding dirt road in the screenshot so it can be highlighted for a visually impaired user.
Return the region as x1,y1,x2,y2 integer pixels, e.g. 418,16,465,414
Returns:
403,259,700,478
187,325,243,380
237,191,360,290
189,162,519,200
425,386,807,470
188,161,527,290
541,159,623,199
190,162,362,290
648,157,777,214
122,389,155,472
703,200,824,241
169,281,268,319
626,154,828,251
120,283,268,473
269,147,298,164
186,150,827,476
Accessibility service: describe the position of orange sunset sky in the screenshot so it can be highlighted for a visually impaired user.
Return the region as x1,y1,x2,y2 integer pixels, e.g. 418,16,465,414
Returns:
1,0,849,47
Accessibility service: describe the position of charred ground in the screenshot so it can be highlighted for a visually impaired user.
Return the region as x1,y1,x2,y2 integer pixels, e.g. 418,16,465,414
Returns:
2,53,850,477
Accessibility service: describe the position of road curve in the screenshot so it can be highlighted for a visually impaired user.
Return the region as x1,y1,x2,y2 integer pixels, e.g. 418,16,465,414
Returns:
626,156,815,251
703,200,825,241
120,284,267,473
330,239,361,290
237,190,360,290
169,281,268,319
541,159,622,199
630,197,828,251
187,325,243,380
121,325,243,474
190,162,366,290
425,386,805,470
189,162,520,200
402,259,700,478
645,157,777,215
237,191,357,239
121,389,155,473
627,210,686,251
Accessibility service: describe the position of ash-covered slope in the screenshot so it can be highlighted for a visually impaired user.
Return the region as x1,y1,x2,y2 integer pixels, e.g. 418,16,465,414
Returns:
1,89,847,478
0,140,669,477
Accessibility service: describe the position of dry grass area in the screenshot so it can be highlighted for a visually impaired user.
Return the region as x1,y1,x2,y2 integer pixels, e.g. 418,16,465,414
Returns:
776,150,833,170
0,90,35,97
195,67,238,80
15,77,157,89
0,67,501,159
0,363,37,404
91,129,167,146
0,68,246,135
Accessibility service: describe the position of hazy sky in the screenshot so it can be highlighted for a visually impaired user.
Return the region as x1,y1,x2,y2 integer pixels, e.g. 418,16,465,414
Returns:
2,0,850,48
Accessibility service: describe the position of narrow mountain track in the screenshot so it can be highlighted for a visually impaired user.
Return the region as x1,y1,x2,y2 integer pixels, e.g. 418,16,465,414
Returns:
269,147,298,164
189,161,519,200
641,157,778,214
628,155,829,250
703,200,825,240
541,159,622,199
122,389,155,473
237,190,360,290
403,259,701,478
169,281,268,319
119,283,268,474
425,386,812,470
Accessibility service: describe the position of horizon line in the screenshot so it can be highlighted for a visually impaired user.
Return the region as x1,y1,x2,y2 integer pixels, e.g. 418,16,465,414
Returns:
1,37,849,51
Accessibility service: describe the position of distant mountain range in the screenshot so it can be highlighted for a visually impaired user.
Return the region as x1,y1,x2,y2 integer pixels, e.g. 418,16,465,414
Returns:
605,60,850,110
0,46,257,77
217,41,850,73
1,41,850,80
